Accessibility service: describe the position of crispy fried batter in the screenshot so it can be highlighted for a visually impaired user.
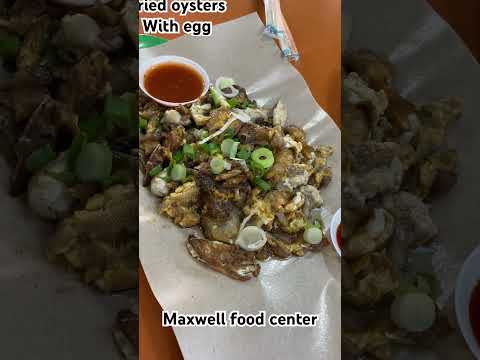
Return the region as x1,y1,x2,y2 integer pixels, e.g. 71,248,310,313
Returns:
48,184,138,292
161,126,185,152
187,235,260,281
160,182,200,227
207,108,231,132
265,149,295,184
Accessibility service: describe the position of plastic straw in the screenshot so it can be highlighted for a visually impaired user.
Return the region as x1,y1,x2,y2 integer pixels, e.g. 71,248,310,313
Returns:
263,0,299,61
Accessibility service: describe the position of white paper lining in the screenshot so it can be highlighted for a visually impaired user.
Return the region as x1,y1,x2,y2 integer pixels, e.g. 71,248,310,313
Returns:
140,13,341,360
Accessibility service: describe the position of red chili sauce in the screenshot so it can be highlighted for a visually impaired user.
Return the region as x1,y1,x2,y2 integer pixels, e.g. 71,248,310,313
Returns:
470,281,480,346
144,62,204,103
336,223,342,249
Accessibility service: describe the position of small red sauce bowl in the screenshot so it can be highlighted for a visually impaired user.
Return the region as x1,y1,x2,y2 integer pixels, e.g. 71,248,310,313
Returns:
139,55,210,107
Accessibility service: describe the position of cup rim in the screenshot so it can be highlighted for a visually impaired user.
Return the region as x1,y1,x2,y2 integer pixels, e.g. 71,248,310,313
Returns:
455,244,480,358
329,208,341,256
139,55,210,107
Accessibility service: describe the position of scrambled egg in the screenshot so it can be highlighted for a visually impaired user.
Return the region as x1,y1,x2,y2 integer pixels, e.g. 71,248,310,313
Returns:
161,182,200,227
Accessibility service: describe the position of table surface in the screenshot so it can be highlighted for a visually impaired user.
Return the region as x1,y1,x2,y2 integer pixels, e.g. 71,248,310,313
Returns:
139,1,479,359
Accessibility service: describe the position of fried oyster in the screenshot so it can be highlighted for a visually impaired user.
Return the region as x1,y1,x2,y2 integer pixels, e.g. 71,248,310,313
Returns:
186,235,260,281
140,84,334,280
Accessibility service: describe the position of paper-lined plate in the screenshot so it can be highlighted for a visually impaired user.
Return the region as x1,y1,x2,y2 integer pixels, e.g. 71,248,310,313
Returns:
140,13,341,360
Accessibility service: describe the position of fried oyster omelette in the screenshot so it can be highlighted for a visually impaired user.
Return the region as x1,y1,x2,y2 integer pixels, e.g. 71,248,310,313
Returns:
140,81,334,280
342,50,462,359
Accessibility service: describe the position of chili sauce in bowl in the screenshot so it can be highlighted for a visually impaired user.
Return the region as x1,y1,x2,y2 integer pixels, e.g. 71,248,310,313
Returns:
139,55,210,107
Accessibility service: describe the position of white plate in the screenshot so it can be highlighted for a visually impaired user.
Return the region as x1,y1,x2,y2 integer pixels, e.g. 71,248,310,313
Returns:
139,55,210,107
455,244,480,358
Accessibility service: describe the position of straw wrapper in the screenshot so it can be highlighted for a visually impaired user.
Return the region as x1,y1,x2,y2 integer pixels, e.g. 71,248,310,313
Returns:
263,0,299,61
140,13,340,360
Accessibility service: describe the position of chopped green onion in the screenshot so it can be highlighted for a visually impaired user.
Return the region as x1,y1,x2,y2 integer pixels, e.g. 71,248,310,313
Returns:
199,129,209,139
170,163,187,182
227,98,240,108
210,158,225,174
208,143,220,155
223,128,236,139
26,144,56,173
46,170,76,186
254,177,271,192
305,219,324,231
303,227,323,245
218,77,236,90
104,95,132,130
199,143,210,153
249,159,268,177
173,150,184,163
79,112,106,141
198,142,221,155
74,142,113,183
237,148,251,160
221,138,235,156
236,226,267,251
251,147,275,170
66,132,87,170
227,98,256,109
149,165,163,178
159,169,170,181
209,86,230,108
139,116,148,130
182,143,196,160
229,141,239,158
0,33,20,59
390,293,436,332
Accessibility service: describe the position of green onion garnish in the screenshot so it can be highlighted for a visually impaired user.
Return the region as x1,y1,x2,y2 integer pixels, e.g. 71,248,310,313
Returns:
104,95,132,130
236,148,251,160
79,112,105,141
170,163,187,182
199,129,209,139
221,138,235,156
66,132,87,170
217,77,236,89
303,227,323,245
0,33,20,59
254,177,271,192
209,86,230,108
229,141,239,158
75,142,113,183
149,165,163,178
182,143,196,160
224,128,236,139
139,116,148,130
199,143,210,153
210,157,225,174
251,147,275,170
26,144,56,174
208,143,220,155
248,159,268,177
173,150,184,163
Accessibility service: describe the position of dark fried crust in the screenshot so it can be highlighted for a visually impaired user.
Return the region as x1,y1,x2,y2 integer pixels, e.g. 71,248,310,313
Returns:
186,235,260,281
